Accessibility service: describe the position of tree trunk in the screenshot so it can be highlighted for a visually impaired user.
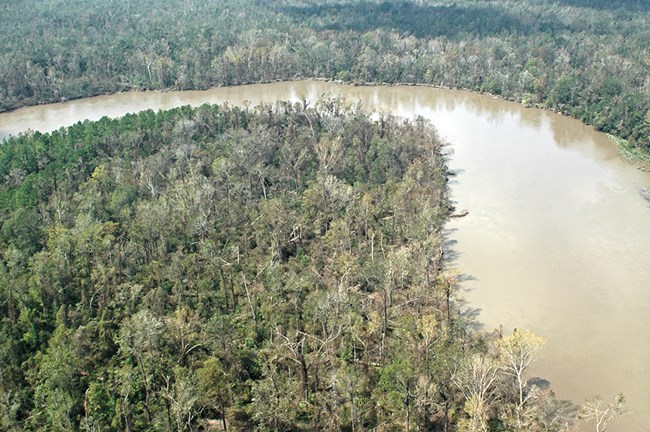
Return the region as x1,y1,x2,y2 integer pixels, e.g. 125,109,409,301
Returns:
299,354,309,401
405,381,410,432
381,288,388,363
221,402,228,432
218,266,230,310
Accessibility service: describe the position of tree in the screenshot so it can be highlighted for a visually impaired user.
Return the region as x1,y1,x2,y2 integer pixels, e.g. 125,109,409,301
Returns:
166,307,204,367
579,394,628,432
30,322,85,432
453,353,501,432
163,367,201,432
196,358,231,431
116,309,166,425
498,328,545,427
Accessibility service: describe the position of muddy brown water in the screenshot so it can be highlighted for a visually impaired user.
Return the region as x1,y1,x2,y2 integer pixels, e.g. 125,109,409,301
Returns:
2,81,649,431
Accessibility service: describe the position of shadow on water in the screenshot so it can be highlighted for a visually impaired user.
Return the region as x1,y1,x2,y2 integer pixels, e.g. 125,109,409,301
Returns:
447,167,465,181
279,1,568,39
527,377,581,425
441,228,460,263
442,227,483,330
639,187,650,206
455,273,483,332
528,377,552,391
459,306,484,331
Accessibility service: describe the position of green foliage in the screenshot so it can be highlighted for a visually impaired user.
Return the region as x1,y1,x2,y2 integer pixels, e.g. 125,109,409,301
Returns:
0,101,576,430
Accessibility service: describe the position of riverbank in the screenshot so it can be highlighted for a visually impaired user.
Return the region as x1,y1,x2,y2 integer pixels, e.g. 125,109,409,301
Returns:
609,134,650,171
2,77,649,168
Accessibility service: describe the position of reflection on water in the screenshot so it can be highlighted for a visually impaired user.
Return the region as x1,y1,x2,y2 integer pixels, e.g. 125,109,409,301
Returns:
1,80,649,432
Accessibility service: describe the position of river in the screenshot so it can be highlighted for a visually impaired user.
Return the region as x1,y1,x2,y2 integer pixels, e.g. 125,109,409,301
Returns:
1,81,649,431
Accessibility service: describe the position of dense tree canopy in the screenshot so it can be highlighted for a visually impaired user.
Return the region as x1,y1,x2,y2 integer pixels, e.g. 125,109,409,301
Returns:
0,101,574,430
0,0,648,153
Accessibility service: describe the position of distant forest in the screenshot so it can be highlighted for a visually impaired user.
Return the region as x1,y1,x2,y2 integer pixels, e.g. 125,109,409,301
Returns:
0,0,648,153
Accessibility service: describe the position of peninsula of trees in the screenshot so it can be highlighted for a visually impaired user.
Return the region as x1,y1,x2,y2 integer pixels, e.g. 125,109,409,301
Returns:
0,101,574,430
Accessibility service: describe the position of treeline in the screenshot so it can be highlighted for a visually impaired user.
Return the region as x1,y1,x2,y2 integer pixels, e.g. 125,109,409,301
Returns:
0,102,574,430
0,0,648,152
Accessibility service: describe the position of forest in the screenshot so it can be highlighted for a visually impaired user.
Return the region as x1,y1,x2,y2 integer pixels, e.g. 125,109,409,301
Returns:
0,101,582,430
0,0,642,430
0,0,649,154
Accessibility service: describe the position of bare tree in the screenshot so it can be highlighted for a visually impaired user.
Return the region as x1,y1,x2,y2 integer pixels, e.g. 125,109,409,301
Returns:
453,353,501,432
579,394,628,432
